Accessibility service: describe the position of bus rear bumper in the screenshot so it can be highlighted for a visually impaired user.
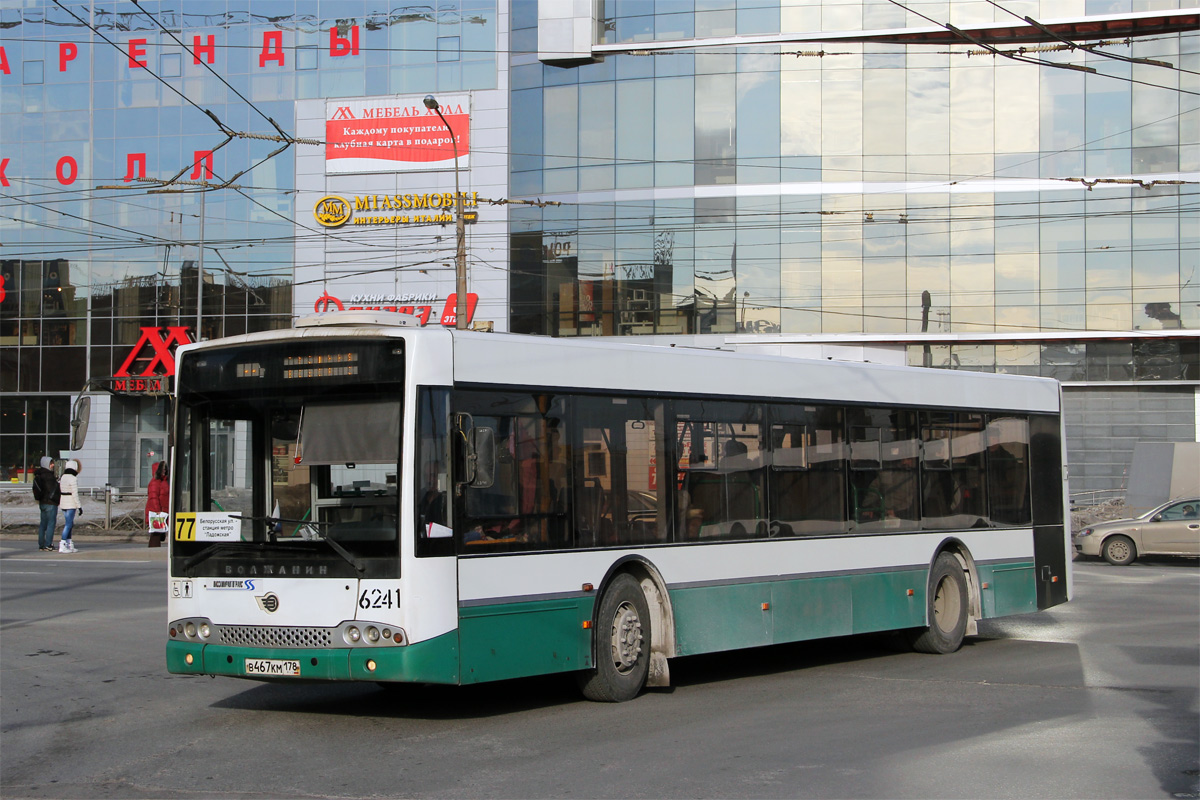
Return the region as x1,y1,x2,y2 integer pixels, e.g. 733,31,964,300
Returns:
166,630,460,684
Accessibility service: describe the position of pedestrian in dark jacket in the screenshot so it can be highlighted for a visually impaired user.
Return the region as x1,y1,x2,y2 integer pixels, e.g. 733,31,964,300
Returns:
32,457,60,552
146,461,170,547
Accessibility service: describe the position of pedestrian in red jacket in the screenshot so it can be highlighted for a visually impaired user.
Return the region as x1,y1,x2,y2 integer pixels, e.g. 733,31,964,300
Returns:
146,461,170,547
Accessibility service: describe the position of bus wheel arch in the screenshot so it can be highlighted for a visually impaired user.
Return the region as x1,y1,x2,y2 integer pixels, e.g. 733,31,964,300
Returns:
909,541,979,653
582,557,676,700
949,543,983,637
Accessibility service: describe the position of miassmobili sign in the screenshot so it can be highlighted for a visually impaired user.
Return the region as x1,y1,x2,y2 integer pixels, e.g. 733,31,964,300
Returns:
314,193,479,228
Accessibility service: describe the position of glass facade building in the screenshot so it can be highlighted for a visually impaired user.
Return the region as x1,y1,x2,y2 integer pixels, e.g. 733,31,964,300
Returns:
1,0,1196,496
1,0,501,488
506,0,1198,495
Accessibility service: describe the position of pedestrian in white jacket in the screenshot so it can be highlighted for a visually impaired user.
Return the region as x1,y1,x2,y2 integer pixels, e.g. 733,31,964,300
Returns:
58,460,82,553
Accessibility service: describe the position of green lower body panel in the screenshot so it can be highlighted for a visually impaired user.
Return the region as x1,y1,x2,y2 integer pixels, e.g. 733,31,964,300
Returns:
671,568,927,656
166,560,1040,687
458,596,594,684
165,630,461,684
977,562,1038,618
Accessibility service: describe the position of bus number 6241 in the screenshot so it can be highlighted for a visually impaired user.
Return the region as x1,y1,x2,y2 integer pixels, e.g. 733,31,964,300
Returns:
358,588,395,610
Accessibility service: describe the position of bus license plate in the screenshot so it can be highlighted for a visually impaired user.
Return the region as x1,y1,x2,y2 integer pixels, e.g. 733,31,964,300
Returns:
244,658,301,677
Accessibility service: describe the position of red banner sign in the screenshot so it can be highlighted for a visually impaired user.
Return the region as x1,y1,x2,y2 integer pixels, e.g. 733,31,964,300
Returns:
325,96,470,175
314,293,478,327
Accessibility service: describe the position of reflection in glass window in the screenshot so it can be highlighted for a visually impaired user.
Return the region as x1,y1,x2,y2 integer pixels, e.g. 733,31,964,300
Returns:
988,416,1031,526
160,53,182,78
674,401,765,540
1040,343,1086,381
458,393,571,551
416,389,451,556
23,61,44,85
437,36,461,62
768,404,847,535
848,408,919,531
296,46,317,70
920,412,988,530
574,396,667,547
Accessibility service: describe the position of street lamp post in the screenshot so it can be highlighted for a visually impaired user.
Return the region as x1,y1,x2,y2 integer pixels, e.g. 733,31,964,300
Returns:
423,95,468,330
196,188,206,340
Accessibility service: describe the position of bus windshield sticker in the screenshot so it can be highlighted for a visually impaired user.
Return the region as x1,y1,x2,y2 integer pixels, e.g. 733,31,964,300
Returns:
176,512,241,542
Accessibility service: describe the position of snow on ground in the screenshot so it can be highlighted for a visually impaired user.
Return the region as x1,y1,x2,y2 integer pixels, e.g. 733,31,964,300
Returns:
0,486,149,532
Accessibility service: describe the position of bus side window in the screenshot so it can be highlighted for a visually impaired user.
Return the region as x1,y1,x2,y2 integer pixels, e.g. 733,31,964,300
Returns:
674,402,766,541
920,411,988,530
416,388,452,557
989,415,1031,526
767,404,848,536
457,393,570,551
847,408,919,532
573,396,667,548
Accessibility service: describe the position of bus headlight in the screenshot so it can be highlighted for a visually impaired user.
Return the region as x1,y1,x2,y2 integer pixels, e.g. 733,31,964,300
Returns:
199,623,211,639
184,622,197,638
344,626,361,644
366,626,380,643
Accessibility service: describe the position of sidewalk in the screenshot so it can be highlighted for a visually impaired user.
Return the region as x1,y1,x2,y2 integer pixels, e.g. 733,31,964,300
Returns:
0,525,155,544
1,491,151,543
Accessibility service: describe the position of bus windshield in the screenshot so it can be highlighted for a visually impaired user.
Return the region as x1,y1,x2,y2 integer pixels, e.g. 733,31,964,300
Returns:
171,392,402,579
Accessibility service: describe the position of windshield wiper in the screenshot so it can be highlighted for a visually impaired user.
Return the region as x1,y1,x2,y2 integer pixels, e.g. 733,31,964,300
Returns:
317,534,366,575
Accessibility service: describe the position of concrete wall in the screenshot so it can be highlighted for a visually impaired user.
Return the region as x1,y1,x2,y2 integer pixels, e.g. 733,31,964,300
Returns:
1063,386,1198,499
1125,441,1200,514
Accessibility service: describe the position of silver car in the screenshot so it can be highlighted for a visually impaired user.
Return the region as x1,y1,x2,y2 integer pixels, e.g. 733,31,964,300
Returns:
1073,498,1200,565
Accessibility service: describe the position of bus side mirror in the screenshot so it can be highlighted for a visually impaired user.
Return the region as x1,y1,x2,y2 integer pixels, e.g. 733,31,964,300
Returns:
71,396,91,450
455,413,496,491
468,427,496,489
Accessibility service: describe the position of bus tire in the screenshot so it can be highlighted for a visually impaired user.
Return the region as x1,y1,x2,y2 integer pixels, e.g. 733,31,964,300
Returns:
1102,534,1136,566
907,553,968,654
577,573,651,702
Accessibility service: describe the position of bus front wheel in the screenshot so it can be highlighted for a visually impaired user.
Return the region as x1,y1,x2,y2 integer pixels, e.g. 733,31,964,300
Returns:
907,553,968,654
578,573,651,702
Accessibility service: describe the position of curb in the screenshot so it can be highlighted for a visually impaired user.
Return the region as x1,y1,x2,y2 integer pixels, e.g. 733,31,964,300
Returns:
1,525,152,544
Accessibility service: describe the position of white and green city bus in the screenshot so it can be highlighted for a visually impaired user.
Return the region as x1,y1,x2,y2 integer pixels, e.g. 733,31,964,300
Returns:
166,313,1070,701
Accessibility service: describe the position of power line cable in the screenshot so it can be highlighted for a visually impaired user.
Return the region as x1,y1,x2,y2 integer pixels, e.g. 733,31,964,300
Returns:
983,0,1200,76
883,0,1200,96
128,0,300,144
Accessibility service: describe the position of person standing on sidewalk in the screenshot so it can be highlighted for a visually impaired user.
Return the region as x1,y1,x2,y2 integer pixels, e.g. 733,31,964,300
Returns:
145,461,170,547
33,457,61,551
58,460,82,554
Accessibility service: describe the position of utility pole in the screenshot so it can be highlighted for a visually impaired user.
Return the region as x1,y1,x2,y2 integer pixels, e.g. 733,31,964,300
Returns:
196,189,206,340
423,95,468,330
921,290,932,368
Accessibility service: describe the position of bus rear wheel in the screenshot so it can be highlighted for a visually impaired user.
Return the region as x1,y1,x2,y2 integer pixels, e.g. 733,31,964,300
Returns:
908,553,968,654
578,573,651,702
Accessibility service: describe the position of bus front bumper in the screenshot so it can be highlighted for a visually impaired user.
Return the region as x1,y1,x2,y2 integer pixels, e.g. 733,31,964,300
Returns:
166,630,460,684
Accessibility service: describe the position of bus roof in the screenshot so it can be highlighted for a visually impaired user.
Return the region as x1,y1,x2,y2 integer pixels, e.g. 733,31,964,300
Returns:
448,329,1061,414
175,324,1061,414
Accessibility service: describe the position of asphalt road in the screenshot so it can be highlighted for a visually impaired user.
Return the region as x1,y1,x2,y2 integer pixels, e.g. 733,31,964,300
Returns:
1,541,1197,799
